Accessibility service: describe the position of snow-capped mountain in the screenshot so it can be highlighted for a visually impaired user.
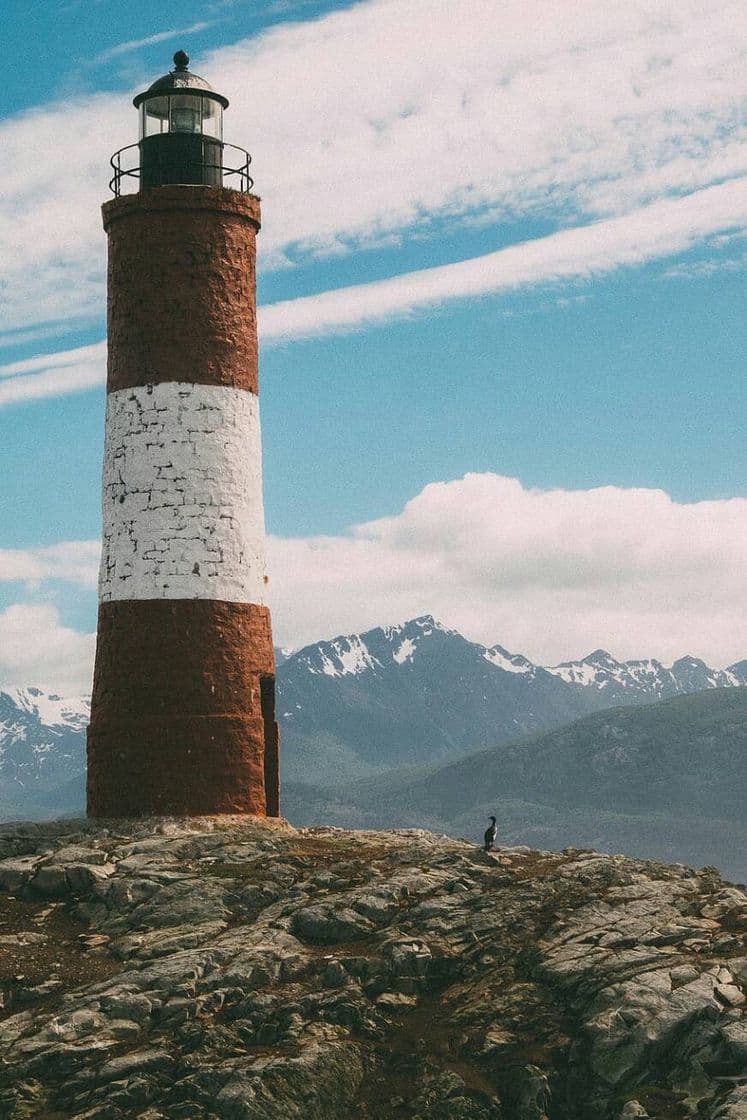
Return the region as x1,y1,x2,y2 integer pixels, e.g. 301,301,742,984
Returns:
277,617,746,782
482,644,538,677
0,617,743,816
1,687,90,731
279,615,584,781
0,687,89,816
546,649,746,699
288,616,450,678
286,617,746,698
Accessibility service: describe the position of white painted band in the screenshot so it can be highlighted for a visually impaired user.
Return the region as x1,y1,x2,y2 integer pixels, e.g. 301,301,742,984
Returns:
99,382,268,604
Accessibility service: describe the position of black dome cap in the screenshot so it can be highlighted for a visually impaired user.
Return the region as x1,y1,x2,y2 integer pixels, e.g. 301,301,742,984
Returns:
133,51,229,109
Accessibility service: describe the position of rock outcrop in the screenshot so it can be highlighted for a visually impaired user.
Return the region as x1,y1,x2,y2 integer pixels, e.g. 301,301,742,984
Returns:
0,818,744,1119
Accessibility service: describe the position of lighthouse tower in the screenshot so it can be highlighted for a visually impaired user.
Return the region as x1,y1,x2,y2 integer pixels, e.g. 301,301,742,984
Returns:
87,52,279,818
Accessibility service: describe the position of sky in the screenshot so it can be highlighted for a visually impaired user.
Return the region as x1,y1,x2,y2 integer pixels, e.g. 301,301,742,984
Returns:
0,0,745,692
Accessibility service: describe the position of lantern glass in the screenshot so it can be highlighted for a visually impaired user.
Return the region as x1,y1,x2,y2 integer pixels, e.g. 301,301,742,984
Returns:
141,97,169,137
170,95,202,133
201,98,223,140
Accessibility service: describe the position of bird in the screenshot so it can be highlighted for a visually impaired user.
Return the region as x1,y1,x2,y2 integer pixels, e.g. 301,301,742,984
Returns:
483,815,497,852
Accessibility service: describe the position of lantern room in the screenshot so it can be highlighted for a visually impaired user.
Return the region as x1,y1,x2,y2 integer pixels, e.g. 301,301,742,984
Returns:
132,50,230,190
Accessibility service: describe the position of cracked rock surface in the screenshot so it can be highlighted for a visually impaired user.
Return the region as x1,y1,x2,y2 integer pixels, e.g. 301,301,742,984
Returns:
0,817,744,1119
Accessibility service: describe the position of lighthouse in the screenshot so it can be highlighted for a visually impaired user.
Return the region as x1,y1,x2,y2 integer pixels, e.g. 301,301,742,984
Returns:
87,52,279,818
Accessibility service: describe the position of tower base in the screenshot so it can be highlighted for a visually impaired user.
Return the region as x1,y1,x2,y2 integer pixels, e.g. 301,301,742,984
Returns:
87,599,278,818
87,715,268,817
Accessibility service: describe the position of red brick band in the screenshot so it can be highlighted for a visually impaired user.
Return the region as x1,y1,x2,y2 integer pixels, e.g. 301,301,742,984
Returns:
102,187,261,395
87,598,279,817
87,715,268,817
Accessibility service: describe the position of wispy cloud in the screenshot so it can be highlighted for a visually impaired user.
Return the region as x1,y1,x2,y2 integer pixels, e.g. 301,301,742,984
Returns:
663,252,747,281
0,540,100,590
0,342,106,408
0,324,79,351
259,179,747,341
3,173,745,408
0,0,744,339
94,22,217,64
204,0,747,259
0,341,106,381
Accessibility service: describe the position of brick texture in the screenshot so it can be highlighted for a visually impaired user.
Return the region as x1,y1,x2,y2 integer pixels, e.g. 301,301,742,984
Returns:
90,185,279,819
87,715,268,817
99,382,267,604
87,599,279,817
102,187,261,394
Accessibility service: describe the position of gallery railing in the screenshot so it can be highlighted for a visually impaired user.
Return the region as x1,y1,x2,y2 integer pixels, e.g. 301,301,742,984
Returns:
109,141,254,196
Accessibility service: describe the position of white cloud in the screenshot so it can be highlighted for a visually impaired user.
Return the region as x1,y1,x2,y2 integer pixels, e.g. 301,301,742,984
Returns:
0,340,106,380
0,94,128,334
0,604,95,694
4,174,746,406
0,0,744,337
0,342,106,408
3,474,745,690
0,541,100,590
213,0,747,258
259,178,747,340
266,474,747,668
94,22,216,64
0,325,78,351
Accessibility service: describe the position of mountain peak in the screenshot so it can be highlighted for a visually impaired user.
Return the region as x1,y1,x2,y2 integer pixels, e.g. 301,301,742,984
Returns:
547,650,627,688
582,649,619,667
395,614,445,634
727,659,747,683
295,633,382,679
290,617,452,680
383,616,450,665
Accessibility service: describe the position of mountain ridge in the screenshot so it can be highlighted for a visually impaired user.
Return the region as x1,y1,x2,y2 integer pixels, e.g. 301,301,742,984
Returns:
277,615,746,782
1,615,744,823
284,614,746,690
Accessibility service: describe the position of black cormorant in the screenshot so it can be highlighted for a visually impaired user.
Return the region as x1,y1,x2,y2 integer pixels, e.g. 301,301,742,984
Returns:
483,815,497,851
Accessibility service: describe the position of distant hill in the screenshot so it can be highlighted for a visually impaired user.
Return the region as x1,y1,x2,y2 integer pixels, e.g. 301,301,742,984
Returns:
278,615,746,783
283,688,747,881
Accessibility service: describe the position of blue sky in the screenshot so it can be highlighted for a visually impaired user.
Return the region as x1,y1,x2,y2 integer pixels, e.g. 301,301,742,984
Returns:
0,0,745,688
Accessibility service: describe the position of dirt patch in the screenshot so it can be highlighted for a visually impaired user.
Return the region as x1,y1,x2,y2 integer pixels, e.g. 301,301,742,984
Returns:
0,895,121,1019
353,988,500,1117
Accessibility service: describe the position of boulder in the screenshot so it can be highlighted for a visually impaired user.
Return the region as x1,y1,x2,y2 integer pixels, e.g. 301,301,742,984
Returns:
290,904,374,943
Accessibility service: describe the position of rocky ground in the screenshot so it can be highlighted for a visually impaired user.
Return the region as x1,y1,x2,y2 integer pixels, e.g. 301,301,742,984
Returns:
0,817,744,1120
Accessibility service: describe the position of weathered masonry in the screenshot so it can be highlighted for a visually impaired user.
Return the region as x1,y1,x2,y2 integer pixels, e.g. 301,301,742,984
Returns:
87,52,279,818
